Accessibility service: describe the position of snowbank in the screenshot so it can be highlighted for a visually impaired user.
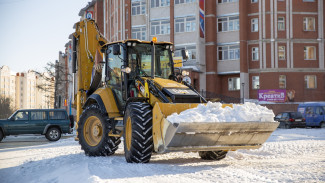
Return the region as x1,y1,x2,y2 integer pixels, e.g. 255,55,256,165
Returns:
166,102,275,123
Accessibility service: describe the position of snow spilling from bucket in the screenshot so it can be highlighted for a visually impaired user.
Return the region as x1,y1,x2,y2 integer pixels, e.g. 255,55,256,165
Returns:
166,102,275,123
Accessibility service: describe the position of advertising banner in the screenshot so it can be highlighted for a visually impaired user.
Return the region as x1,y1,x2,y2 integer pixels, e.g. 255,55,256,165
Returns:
258,89,286,102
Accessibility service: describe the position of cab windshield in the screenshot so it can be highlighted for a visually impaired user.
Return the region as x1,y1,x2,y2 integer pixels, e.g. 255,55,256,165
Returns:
128,43,173,79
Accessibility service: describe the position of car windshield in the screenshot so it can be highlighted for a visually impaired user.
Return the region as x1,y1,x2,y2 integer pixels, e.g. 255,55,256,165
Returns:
128,43,173,79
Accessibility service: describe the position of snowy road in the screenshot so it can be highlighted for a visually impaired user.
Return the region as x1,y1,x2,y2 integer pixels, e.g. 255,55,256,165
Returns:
0,128,324,183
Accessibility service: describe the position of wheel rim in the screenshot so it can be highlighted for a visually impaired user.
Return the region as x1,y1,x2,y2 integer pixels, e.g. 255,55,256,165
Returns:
125,117,132,151
84,116,103,146
49,130,58,139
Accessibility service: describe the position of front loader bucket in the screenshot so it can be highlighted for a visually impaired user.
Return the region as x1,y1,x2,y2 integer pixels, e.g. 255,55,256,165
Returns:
152,103,279,153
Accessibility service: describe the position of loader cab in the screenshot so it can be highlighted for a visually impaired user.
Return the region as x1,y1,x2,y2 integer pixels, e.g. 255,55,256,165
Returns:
103,40,175,112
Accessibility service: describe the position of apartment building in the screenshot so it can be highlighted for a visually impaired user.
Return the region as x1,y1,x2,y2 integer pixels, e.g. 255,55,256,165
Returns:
0,65,55,110
76,0,325,113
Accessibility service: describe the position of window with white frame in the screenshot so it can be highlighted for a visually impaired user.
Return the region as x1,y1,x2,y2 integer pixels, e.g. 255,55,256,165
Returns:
132,0,146,15
252,76,260,89
218,16,239,32
303,0,315,2
218,45,240,61
175,0,196,4
132,26,146,40
174,45,196,60
252,47,259,61
278,17,285,31
303,17,315,31
304,46,316,60
151,0,170,8
279,75,286,89
151,20,170,35
305,75,316,89
175,16,196,33
278,46,285,60
251,18,258,32
251,0,258,3
218,0,239,3
228,77,240,91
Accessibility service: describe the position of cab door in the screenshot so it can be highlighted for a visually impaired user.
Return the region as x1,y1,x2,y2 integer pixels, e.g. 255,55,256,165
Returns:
305,106,314,126
30,111,48,133
314,107,324,126
7,111,30,134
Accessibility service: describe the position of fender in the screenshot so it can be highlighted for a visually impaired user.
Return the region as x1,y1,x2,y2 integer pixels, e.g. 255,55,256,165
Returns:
83,87,120,118
42,124,62,135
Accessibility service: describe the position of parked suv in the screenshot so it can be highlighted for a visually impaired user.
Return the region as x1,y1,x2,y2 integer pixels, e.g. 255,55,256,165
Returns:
0,109,74,142
274,111,305,129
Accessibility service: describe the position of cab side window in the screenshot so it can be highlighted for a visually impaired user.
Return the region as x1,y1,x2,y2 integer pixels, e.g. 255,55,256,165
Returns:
49,111,66,120
275,113,282,119
306,107,314,114
282,113,289,119
315,107,324,115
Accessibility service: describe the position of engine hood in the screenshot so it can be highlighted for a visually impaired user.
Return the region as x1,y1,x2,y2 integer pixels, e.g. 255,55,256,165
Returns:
152,78,188,89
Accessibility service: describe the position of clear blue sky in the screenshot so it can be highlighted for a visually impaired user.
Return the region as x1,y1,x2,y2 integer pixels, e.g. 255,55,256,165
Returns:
0,0,90,72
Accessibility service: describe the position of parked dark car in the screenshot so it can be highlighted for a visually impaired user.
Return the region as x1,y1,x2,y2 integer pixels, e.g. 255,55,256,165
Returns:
0,109,74,142
274,111,306,129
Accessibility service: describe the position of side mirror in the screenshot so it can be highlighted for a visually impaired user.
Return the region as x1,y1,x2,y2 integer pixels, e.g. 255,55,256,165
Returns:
113,45,121,55
181,49,189,60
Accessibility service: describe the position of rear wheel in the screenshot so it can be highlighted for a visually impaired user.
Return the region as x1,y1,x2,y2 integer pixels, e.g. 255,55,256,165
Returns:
46,127,61,141
320,122,325,128
0,130,3,142
199,151,228,161
123,102,153,163
78,104,120,156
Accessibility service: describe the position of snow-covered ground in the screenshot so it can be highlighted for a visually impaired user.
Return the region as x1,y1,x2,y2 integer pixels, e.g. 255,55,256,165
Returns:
0,128,324,183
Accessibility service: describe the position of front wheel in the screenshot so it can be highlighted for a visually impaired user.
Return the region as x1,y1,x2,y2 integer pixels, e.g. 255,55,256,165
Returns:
123,102,153,163
46,127,61,141
199,151,228,161
78,104,120,156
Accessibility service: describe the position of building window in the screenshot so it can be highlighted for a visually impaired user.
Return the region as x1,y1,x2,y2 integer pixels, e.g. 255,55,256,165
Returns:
218,0,239,3
218,16,240,32
251,0,258,3
132,26,146,40
278,17,285,31
278,46,285,60
175,16,196,33
304,46,316,60
252,76,260,89
279,75,286,89
132,0,146,15
175,0,196,4
251,18,258,32
228,77,240,91
303,17,315,31
174,45,196,60
303,0,315,2
218,45,240,61
305,75,317,89
252,47,259,61
151,0,170,8
151,20,170,35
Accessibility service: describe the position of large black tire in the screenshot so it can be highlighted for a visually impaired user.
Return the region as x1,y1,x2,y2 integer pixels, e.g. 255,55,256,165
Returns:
0,130,3,142
78,104,121,156
199,151,228,161
123,102,153,163
45,127,61,141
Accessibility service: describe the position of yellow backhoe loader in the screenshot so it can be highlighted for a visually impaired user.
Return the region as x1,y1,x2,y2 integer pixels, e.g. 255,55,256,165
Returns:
72,19,279,163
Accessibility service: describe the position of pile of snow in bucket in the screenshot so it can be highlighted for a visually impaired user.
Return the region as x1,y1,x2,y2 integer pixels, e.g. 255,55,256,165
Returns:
166,102,275,123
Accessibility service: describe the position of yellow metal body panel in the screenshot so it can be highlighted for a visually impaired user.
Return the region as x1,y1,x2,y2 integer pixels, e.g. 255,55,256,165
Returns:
93,87,121,118
152,78,188,89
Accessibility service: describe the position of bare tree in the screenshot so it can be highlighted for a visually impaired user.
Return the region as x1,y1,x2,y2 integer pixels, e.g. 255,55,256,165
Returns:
35,61,71,109
0,96,14,119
